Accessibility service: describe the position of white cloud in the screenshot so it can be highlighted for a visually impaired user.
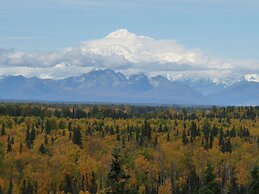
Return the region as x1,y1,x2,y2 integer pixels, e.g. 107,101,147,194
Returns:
0,29,258,80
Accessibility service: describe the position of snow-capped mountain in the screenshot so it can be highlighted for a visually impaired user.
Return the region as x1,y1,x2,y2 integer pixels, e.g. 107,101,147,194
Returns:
243,74,259,83
76,29,205,70
1,29,258,84
1,68,259,105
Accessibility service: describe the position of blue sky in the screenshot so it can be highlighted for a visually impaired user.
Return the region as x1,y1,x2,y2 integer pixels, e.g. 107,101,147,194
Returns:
0,0,259,60
0,0,258,80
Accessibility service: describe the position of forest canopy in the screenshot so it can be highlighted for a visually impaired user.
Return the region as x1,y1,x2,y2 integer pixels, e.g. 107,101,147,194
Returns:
0,103,259,194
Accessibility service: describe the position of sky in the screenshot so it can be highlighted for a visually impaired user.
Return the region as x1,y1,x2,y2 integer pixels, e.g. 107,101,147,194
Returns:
0,0,259,79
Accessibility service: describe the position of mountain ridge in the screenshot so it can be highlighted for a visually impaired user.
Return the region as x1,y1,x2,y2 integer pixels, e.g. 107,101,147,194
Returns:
1,68,259,105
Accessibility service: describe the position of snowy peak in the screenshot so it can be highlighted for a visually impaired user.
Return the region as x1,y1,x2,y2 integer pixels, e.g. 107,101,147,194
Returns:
243,74,259,82
105,29,152,40
80,29,196,64
150,75,171,87
106,29,137,39
61,69,128,89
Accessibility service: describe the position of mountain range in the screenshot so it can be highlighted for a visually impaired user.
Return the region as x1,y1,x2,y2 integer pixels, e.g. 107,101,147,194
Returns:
0,68,259,106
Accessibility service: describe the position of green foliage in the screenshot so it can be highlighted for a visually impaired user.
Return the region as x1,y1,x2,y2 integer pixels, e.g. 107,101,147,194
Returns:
89,172,98,194
8,178,13,194
20,180,34,194
247,166,259,194
0,143,4,170
198,164,220,194
106,147,130,194
72,126,82,147
0,123,5,136
39,143,47,154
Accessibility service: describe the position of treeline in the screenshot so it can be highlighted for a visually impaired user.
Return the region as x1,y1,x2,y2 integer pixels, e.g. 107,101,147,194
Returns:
0,103,259,120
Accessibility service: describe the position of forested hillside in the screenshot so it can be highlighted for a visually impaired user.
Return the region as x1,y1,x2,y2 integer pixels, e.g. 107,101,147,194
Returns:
0,103,259,194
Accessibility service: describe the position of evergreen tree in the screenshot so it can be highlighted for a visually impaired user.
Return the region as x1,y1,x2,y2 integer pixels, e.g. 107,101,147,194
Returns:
198,164,220,194
116,133,120,141
19,142,23,154
190,121,197,139
26,180,34,194
51,136,55,144
229,168,239,194
143,119,152,140
109,126,115,135
219,128,225,153
7,135,12,153
44,134,48,145
81,175,85,192
158,124,163,132
25,127,31,149
247,166,259,194
225,138,232,154
8,178,13,194
106,147,130,194
39,143,47,154
122,135,126,147
182,129,188,145
10,136,14,145
0,143,4,169
30,126,36,143
136,127,140,143
89,172,98,194
209,134,214,149
45,119,51,134
1,123,5,136
63,174,73,194
68,121,72,132
154,134,158,147
72,126,82,147
102,130,105,138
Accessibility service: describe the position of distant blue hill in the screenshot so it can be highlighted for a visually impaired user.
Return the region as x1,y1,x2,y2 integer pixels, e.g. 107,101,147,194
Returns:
0,69,258,105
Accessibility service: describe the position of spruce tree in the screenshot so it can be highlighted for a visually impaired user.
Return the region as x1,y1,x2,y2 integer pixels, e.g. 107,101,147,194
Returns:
106,147,130,194
44,134,48,144
116,133,120,141
198,164,220,194
63,174,73,194
247,166,259,194
8,178,13,194
225,138,232,154
153,134,158,147
0,143,4,168
72,126,82,147
45,119,52,134
1,123,5,136
19,143,23,154
30,126,36,143
81,175,85,192
26,181,34,194
25,127,31,149
7,135,12,153
89,172,98,194
39,143,47,154
182,129,188,145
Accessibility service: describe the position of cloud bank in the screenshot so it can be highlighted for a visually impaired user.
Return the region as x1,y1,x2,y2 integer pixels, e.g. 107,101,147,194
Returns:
0,29,258,80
